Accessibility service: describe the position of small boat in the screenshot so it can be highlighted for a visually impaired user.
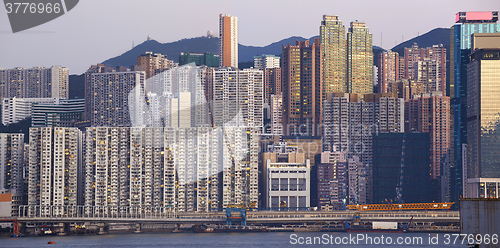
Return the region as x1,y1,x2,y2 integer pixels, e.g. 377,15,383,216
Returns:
48,241,55,244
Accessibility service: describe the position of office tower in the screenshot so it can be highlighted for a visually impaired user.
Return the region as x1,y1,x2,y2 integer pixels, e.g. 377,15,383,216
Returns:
179,52,219,67
263,152,310,209
347,22,373,99
320,15,346,94
0,66,69,100
348,156,366,204
372,132,437,203
405,92,451,179
450,11,499,203
30,99,85,127
28,127,82,214
377,51,399,93
402,44,446,93
270,94,283,135
88,69,145,127
282,39,322,136
317,150,347,209
137,52,176,79
1,98,58,126
219,14,238,68
0,134,24,192
466,41,500,180
254,54,280,69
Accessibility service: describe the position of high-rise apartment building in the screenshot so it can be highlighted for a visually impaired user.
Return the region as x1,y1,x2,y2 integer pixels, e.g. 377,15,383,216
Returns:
317,150,347,209
377,51,399,93
212,68,263,127
28,127,82,214
270,94,283,136
87,68,145,127
137,52,176,79
219,14,238,68
263,68,282,105
282,39,322,136
402,44,446,93
347,22,373,99
323,93,404,162
348,156,366,204
405,92,451,179
450,11,499,203
0,66,69,100
0,134,24,192
320,15,346,95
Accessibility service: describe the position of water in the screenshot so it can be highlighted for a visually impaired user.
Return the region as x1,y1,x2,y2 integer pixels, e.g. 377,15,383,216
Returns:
1,232,470,247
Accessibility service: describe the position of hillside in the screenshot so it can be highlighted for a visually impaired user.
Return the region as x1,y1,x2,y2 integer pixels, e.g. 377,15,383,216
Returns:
390,28,450,55
102,35,389,68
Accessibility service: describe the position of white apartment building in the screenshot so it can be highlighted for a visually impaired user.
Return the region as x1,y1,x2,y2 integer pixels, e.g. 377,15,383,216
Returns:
28,127,82,215
254,54,281,69
270,94,283,135
1,98,59,126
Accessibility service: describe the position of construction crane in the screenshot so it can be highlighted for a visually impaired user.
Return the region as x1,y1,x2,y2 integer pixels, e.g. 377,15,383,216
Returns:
396,133,406,204
347,202,455,211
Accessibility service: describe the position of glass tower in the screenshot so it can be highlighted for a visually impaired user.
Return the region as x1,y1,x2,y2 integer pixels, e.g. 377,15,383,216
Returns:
347,22,373,100
450,11,499,203
320,15,346,95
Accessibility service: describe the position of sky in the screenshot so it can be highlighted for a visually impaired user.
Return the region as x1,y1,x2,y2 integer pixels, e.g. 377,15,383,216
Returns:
0,0,497,74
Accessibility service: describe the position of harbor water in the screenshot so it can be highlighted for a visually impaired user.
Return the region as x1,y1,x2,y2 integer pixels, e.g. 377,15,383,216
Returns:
1,232,470,247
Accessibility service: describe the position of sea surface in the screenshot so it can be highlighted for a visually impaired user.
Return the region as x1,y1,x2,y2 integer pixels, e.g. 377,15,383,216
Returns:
1,232,471,247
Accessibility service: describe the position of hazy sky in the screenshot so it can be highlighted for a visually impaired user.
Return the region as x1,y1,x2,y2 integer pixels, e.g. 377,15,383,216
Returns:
0,0,497,74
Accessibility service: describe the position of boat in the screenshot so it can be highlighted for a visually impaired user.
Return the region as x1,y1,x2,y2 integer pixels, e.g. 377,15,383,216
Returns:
48,241,55,244
192,224,268,233
38,226,56,236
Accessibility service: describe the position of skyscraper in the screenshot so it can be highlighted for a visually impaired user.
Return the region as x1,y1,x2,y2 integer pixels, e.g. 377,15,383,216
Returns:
450,11,499,202
282,39,322,136
88,68,145,127
402,44,446,93
320,15,346,94
347,22,373,99
28,127,82,214
377,51,399,93
219,14,238,68
137,52,176,79
466,38,500,180
405,93,451,179
0,66,69,100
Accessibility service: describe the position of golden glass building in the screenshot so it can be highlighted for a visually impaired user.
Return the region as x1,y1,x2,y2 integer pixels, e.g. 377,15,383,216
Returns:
467,48,500,179
320,15,346,95
347,22,373,99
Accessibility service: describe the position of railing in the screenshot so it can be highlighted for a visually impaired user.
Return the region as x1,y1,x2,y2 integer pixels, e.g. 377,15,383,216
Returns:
18,205,177,219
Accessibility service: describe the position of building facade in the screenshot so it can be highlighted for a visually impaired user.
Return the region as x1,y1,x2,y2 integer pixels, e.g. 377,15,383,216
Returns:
219,14,238,68
254,54,280,69
317,150,347,209
320,15,346,95
0,66,69,100
137,52,176,79
450,11,500,204
30,98,85,127
377,51,399,93
405,93,451,179
282,39,322,136
2,98,58,126
28,127,82,215
347,22,373,99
